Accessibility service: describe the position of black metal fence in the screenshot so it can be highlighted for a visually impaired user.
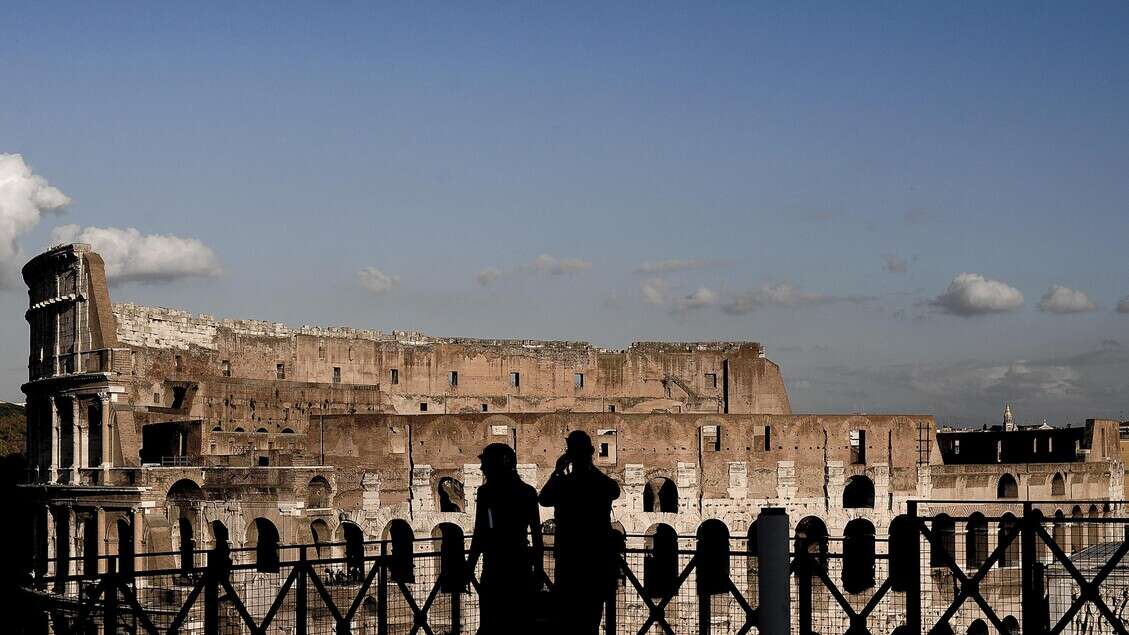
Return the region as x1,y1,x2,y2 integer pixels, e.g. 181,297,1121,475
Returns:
19,500,1129,634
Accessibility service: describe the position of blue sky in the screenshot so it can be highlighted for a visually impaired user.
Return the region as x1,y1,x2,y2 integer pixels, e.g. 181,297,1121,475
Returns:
2,2,1128,424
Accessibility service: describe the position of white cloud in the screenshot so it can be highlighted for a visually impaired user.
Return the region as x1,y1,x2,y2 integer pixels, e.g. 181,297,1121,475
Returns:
357,266,399,295
641,278,670,305
722,282,872,315
930,273,1024,316
634,258,725,274
881,254,909,274
673,287,718,313
478,254,592,285
50,225,221,284
1037,285,1096,314
0,154,70,286
1118,296,1129,314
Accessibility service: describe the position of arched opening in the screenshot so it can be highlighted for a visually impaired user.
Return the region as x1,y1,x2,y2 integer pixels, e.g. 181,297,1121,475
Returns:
1071,506,1084,552
696,519,730,596
843,518,876,593
1052,510,1066,554
998,513,1019,567
794,516,829,570
436,477,465,513
433,523,467,593
307,476,331,509
210,520,230,567
1051,472,1066,496
281,428,295,434
965,513,988,569
116,518,135,575
1001,615,1019,635
1088,504,1101,546
247,517,280,572
996,474,1018,499
233,427,245,433
178,517,195,572
966,619,989,635
383,519,414,583
310,519,331,558
340,522,365,578
644,524,678,599
256,427,268,433
930,514,956,567
643,478,678,513
842,475,875,509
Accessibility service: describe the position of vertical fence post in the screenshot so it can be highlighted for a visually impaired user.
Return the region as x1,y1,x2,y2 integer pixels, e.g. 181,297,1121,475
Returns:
698,583,712,635
104,557,118,635
1022,502,1039,635
377,541,388,635
757,507,791,635
451,586,461,634
905,501,922,634
204,545,220,635
605,584,617,635
797,551,812,635
297,546,308,635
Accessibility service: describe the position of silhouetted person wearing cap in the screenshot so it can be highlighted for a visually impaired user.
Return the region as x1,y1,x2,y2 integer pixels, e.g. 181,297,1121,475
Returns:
538,431,621,634
468,443,544,634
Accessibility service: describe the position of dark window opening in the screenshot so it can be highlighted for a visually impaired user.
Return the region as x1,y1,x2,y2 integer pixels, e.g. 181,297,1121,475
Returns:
481,403,488,412
420,402,428,412
449,371,458,386
221,360,231,377
437,477,465,512
257,456,269,466
276,363,285,380
850,430,866,464
643,478,678,513
843,519,876,592
705,373,718,388
608,404,616,413
171,386,187,409
966,513,988,568
332,367,341,383
763,425,772,451
997,474,1018,499
599,442,610,457
574,372,584,388
843,475,875,509
510,371,520,387
390,368,399,384
930,514,956,567
644,524,678,599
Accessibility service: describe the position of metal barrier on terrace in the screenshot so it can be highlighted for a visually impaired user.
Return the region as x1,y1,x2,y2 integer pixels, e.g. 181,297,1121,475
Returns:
18,501,1129,634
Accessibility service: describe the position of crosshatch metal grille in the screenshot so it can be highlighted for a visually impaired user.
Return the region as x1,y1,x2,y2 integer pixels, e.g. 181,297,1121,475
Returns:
20,501,1129,634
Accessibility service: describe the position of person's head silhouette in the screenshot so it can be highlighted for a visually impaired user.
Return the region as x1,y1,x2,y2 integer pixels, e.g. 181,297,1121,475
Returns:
479,442,518,482
565,430,595,468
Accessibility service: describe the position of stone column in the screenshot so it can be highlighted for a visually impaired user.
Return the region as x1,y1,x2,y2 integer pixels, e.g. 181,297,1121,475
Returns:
131,508,144,577
49,397,59,482
70,398,82,484
99,392,112,472
96,507,109,574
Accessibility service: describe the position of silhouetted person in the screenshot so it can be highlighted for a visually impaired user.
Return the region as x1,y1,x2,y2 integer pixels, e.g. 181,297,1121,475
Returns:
468,443,544,634
538,431,621,634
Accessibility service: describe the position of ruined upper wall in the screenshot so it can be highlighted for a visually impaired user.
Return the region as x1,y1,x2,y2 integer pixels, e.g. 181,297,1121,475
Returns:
112,301,792,415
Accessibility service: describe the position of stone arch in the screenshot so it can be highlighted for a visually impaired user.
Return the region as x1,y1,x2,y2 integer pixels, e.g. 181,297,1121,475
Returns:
246,517,280,572
433,522,467,593
1051,472,1066,496
930,514,956,567
843,475,875,509
1071,505,1084,552
843,518,876,593
795,516,829,569
644,523,678,599
696,519,730,595
307,475,332,509
383,519,415,583
643,477,678,513
996,473,1018,499
310,519,331,557
965,512,988,568
337,521,366,576
437,477,465,513
998,513,1019,567
281,428,295,434
1052,510,1066,550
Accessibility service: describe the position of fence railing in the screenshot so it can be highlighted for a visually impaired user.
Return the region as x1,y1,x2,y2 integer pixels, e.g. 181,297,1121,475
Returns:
19,501,1129,634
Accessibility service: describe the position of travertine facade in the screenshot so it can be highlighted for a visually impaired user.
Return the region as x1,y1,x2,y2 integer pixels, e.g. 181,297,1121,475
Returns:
17,244,1126,633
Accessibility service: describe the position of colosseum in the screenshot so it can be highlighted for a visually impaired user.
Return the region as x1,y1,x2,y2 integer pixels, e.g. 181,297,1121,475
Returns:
17,242,1127,633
